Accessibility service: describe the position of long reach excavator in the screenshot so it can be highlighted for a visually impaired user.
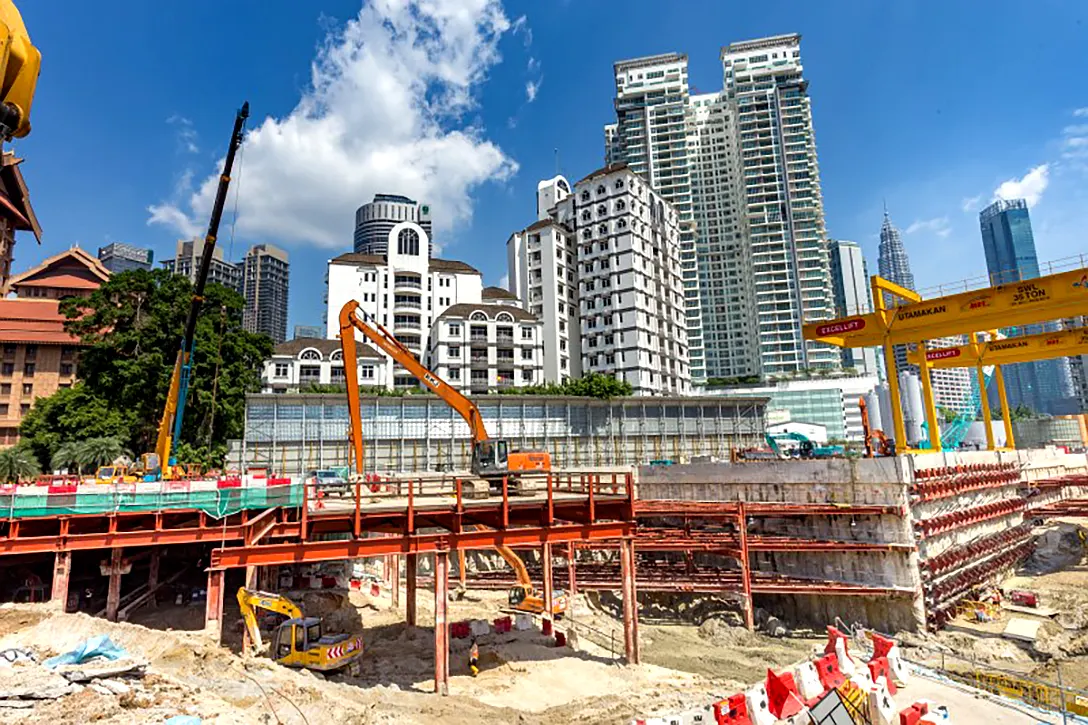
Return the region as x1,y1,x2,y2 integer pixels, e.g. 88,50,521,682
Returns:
338,300,567,616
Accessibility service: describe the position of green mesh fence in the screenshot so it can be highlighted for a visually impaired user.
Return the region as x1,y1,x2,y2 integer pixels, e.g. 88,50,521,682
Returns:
0,485,303,520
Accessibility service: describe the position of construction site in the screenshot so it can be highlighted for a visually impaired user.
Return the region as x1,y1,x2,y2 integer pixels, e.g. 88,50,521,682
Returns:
3,4,1088,724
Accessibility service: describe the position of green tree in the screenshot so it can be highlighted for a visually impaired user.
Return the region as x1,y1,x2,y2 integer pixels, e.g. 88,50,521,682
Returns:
20,384,132,472
0,443,41,483
20,269,272,470
497,373,634,399
76,437,130,470
938,406,960,424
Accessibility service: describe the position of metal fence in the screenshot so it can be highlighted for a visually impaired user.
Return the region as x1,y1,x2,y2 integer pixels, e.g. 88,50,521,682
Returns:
230,393,768,475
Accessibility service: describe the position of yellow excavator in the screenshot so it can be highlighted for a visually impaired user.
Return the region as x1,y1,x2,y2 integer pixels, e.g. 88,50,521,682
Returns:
236,588,363,673
494,544,568,616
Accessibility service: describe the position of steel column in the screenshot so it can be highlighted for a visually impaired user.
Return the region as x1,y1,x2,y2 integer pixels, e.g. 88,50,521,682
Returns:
620,538,640,664
105,548,123,622
51,550,71,612
148,548,161,609
434,550,449,695
737,503,753,631
205,569,224,642
542,541,554,627
405,553,418,627
566,541,577,597
391,555,401,609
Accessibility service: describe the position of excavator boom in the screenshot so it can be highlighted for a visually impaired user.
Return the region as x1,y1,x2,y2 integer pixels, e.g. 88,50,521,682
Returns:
339,299,491,474
237,588,303,653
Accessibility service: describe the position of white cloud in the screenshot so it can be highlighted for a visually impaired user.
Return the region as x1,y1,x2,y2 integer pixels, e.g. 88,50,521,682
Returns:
1062,121,1088,164
148,0,519,250
992,164,1049,207
960,194,982,213
166,114,199,154
527,56,540,73
904,216,952,238
1073,107,1088,117
525,79,540,103
498,272,509,290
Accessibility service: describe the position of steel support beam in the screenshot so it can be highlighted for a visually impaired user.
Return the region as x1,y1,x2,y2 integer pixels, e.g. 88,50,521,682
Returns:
566,541,577,597
620,538,639,665
434,551,449,695
205,569,224,643
542,542,554,629
210,521,634,569
51,550,71,612
105,548,123,622
406,553,418,627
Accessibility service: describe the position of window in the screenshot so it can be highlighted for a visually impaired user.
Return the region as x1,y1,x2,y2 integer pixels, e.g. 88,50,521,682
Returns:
274,363,290,378
60,363,74,376
521,369,533,382
580,190,590,201
448,345,461,358
596,185,605,195
614,178,625,189
20,383,31,395
597,204,606,215
2,363,12,376
0,383,8,395
448,367,461,379
618,219,627,229
0,404,6,415
23,344,37,360
330,366,346,382
598,224,607,235
521,348,533,360
448,323,461,336
360,365,375,380
19,403,28,415
581,210,591,221
397,228,421,256
521,326,533,339
299,349,321,361
469,312,488,322
2,344,14,357
616,199,626,211
22,363,34,377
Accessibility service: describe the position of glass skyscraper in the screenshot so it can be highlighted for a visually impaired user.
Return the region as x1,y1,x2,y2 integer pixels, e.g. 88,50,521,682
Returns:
979,199,1075,414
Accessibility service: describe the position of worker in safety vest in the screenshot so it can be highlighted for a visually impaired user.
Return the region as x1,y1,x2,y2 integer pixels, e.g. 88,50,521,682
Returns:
469,638,479,677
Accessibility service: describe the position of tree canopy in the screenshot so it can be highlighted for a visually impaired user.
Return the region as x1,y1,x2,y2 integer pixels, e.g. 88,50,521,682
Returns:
496,373,634,399
20,269,272,469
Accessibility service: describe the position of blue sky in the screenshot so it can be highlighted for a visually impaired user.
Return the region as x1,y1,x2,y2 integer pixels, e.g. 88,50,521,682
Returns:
13,0,1088,330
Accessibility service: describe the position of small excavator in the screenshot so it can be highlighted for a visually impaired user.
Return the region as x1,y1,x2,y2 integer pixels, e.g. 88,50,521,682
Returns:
495,544,568,616
339,299,551,496
859,397,896,457
237,588,363,673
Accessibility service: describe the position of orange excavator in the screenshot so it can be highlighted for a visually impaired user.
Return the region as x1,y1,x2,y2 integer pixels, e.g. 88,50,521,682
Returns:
339,299,551,495
859,397,895,457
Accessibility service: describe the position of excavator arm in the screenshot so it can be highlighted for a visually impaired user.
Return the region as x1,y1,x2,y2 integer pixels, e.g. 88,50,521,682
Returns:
0,1,40,140
494,544,533,590
237,588,303,653
339,299,491,476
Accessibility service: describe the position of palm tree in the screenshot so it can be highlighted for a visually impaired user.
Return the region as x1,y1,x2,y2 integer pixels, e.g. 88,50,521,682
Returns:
51,441,83,475
0,445,42,484
76,437,130,472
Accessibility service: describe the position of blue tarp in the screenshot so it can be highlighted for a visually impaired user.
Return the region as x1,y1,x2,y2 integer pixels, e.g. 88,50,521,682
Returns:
43,635,128,669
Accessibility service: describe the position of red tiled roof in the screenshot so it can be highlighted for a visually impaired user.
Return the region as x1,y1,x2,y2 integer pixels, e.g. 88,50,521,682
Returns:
17,273,100,289
0,299,79,344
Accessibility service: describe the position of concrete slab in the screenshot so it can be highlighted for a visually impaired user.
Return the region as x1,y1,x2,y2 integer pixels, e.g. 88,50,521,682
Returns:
1001,617,1042,643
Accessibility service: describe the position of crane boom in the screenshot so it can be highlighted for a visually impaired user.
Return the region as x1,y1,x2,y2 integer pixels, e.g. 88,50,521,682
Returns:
155,102,249,470
339,299,491,474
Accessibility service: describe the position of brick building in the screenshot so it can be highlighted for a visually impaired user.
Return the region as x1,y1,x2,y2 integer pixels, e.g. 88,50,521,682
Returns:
0,247,109,445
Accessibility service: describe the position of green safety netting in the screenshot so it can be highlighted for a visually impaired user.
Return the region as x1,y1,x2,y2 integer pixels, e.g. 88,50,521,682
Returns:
0,485,303,520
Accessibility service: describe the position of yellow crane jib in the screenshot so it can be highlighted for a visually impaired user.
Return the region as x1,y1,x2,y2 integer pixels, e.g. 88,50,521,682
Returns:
0,1,40,140
908,326,1088,369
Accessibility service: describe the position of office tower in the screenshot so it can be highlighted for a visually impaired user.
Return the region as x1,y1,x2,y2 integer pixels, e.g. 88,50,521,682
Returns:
828,240,878,376
97,242,153,273
160,238,242,294
877,208,915,375
292,324,323,340
353,194,433,255
979,199,1076,414
243,244,290,344
606,35,838,383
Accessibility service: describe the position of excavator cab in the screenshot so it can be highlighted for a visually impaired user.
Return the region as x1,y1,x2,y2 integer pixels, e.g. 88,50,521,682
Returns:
473,439,509,476
508,585,529,607
270,617,324,662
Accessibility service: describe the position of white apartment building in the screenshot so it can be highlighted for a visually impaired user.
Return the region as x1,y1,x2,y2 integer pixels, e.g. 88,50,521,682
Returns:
606,35,838,383
561,164,691,395
325,221,483,388
508,166,692,395
507,176,582,383
261,338,387,393
927,335,974,415
429,288,544,394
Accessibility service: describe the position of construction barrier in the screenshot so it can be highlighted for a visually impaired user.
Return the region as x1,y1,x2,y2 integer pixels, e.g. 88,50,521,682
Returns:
0,477,302,519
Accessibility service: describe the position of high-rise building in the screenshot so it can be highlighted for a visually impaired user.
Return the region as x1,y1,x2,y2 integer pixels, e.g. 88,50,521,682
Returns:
97,242,153,274
353,194,433,256
828,240,877,376
605,35,838,383
243,244,290,344
877,208,915,376
292,324,323,340
979,199,1076,414
161,239,243,294
928,335,974,415
508,166,692,395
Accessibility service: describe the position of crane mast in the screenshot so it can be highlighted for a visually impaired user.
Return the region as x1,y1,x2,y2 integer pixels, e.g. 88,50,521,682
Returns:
156,102,249,470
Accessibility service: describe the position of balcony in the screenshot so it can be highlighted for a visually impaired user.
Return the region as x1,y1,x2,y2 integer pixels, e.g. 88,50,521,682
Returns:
393,295,422,310
496,334,514,346
394,274,422,290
